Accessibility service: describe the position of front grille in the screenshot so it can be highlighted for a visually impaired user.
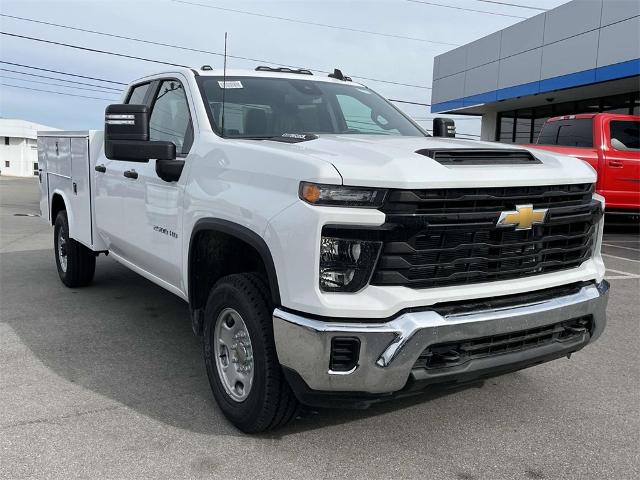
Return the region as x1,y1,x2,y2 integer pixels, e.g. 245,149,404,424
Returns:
371,183,600,289
413,316,592,370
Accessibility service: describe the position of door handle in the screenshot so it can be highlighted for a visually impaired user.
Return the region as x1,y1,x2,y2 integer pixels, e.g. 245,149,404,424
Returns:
123,169,138,179
95,164,106,173
608,160,624,168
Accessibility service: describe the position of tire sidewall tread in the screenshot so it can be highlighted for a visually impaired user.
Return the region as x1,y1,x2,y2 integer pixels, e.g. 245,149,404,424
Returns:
203,272,298,433
54,210,95,288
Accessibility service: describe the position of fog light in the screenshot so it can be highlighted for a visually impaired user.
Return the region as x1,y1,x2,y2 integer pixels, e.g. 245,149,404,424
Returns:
319,237,382,292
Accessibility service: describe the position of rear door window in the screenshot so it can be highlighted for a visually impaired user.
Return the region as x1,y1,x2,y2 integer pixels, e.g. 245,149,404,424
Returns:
610,120,640,151
126,83,150,105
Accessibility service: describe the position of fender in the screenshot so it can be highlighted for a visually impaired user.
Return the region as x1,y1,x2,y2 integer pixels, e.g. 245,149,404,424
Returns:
188,218,282,306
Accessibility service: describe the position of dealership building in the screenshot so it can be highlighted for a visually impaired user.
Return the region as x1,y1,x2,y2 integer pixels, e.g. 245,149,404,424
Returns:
431,0,639,143
0,118,59,177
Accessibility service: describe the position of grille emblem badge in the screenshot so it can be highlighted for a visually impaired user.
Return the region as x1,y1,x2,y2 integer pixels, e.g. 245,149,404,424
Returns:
497,204,548,230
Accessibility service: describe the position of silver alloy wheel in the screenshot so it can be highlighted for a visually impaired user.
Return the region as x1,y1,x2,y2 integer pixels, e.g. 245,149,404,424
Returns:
214,307,254,402
57,228,68,273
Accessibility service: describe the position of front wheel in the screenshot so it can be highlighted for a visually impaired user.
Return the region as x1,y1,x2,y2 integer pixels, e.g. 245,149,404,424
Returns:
54,210,96,287
203,273,299,433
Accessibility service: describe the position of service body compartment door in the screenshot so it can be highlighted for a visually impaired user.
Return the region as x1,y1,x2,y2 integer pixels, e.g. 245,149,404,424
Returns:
44,137,72,224
37,137,49,220
70,137,93,247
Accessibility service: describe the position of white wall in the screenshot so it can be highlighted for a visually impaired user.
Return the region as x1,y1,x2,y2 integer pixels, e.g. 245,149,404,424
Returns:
0,119,58,177
1,136,39,177
480,112,498,141
432,0,640,110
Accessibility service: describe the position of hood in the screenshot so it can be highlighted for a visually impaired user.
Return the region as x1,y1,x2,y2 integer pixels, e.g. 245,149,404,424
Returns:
251,135,596,189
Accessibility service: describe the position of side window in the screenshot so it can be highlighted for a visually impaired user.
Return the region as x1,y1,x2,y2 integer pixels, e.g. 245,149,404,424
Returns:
610,120,640,151
149,80,193,155
555,119,593,148
336,94,399,135
126,83,150,105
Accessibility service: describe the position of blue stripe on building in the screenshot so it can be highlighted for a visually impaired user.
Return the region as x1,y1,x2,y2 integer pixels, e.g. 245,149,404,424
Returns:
431,58,640,113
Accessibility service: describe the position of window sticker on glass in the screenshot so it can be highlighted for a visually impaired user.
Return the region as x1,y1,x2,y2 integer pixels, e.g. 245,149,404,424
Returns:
218,81,243,89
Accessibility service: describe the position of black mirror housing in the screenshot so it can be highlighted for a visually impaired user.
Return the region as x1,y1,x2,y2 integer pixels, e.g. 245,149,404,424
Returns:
105,104,149,141
105,140,176,162
104,104,176,162
433,117,456,138
156,159,185,182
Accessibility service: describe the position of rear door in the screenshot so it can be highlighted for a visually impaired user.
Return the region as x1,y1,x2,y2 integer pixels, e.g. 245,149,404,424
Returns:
601,118,640,210
94,82,153,254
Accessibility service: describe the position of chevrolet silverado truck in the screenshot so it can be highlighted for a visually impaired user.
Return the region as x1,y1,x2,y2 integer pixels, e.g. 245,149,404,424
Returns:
531,113,640,221
38,66,609,432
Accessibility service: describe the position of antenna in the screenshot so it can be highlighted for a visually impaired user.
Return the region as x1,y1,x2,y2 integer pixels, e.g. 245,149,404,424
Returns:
221,32,228,138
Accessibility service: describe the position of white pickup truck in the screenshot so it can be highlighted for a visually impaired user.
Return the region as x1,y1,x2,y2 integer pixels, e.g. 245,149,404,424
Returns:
38,66,609,432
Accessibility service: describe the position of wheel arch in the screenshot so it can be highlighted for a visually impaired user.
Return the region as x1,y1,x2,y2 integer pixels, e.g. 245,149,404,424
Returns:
50,190,76,240
50,191,67,225
188,218,281,316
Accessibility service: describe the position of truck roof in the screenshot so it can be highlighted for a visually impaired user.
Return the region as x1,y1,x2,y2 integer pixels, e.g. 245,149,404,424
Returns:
546,113,640,122
131,66,366,88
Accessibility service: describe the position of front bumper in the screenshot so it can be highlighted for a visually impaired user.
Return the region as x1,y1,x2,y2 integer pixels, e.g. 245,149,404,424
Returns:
273,281,609,400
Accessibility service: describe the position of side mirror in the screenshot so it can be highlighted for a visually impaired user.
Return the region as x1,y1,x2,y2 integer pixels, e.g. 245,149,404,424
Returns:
433,117,456,138
104,104,176,162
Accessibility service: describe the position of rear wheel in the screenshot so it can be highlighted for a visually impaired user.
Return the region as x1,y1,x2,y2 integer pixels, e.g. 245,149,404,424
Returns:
203,273,299,432
54,210,96,287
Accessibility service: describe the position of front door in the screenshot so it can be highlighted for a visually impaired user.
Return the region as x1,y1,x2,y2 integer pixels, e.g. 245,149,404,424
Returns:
116,78,194,290
602,118,640,210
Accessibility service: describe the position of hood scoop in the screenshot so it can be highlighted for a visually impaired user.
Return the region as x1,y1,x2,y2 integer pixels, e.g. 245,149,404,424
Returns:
416,148,542,166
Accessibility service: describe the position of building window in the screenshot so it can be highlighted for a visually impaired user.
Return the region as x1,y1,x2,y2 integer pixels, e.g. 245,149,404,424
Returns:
4,161,10,168
514,109,533,144
4,137,9,146
33,162,39,175
498,114,515,143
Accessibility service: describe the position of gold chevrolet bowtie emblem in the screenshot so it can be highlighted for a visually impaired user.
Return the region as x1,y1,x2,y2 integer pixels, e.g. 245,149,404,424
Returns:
497,204,548,230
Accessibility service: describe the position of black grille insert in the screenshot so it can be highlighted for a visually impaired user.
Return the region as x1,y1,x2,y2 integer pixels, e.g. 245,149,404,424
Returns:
372,183,600,289
414,316,592,370
330,337,360,372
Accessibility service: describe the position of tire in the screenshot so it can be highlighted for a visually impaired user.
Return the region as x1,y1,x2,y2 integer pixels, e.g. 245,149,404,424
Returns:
203,273,299,433
54,210,96,287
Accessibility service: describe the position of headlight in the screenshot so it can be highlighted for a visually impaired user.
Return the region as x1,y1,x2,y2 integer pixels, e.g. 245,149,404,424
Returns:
300,182,387,208
319,236,382,292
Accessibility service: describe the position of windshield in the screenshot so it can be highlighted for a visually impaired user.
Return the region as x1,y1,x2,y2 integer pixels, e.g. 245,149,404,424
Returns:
197,76,426,138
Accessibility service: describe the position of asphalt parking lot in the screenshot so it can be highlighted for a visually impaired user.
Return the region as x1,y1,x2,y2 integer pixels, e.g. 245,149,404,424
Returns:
1,176,638,480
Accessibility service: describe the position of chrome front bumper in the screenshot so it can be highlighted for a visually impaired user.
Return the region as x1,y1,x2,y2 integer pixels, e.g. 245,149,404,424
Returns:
273,282,609,395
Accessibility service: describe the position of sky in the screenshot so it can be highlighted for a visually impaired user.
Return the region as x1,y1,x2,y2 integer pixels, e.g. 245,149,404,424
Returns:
0,0,567,138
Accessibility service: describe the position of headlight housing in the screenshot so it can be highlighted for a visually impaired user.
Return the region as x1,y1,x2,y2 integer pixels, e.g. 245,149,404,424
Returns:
592,192,605,258
300,182,387,208
319,236,382,292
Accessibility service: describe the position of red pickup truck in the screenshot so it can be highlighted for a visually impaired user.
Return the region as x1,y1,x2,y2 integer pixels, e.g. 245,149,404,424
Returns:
530,113,639,220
